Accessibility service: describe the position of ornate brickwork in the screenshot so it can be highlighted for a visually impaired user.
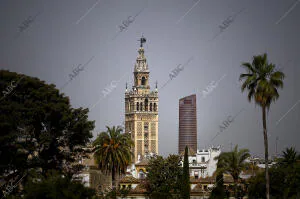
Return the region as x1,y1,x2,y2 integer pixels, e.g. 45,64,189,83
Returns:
151,140,156,153
137,122,142,138
137,140,142,157
137,114,156,121
144,122,149,154
151,122,156,139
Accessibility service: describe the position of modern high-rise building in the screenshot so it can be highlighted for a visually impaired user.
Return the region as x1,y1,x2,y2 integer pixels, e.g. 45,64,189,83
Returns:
178,94,197,154
125,36,159,163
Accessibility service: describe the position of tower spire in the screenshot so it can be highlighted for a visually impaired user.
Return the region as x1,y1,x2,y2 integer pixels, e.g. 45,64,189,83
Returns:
134,35,149,73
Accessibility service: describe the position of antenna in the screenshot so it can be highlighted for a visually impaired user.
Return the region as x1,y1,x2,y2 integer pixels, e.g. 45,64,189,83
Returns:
276,136,279,156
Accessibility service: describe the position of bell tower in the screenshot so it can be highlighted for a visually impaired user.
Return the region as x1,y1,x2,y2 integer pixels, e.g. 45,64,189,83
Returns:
125,36,159,163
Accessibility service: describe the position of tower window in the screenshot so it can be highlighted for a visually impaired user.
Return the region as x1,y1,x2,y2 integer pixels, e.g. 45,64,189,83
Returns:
137,102,139,111
150,103,152,111
141,77,146,85
140,102,143,111
153,103,157,111
144,123,148,131
145,99,148,111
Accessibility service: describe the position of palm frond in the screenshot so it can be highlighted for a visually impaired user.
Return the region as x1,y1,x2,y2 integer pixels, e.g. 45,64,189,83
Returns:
239,53,285,108
215,145,250,182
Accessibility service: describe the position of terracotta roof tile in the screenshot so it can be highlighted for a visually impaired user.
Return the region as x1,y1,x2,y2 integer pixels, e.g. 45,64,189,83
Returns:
135,159,149,166
119,176,140,183
192,184,203,192
131,183,147,193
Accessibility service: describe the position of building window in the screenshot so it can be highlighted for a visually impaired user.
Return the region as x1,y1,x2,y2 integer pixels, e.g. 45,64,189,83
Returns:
194,171,199,179
153,103,157,111
128,185,132,189
141,77,146,85
136,102,139,111
150,103,152,111
140,102,143,111
139,170,145,179
192,159,196,166
144,123,149,131
145,99,148,111
201,157,205,162
184,99,192,104
122,185,126,189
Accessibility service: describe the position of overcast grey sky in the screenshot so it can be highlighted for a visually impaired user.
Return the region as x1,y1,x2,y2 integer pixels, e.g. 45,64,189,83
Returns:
1,0,299,157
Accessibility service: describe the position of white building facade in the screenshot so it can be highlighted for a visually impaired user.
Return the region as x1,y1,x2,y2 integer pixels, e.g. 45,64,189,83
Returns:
184,146,221,178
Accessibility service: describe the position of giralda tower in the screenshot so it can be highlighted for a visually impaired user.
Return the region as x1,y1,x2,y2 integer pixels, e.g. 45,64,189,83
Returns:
124,36,159,163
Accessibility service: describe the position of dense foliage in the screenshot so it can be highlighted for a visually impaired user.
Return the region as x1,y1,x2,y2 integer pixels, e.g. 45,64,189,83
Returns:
0,70,95,197
248,147,300,199
22,170,96,199
145,155,182,198
209,168,225,199
214,145,250,198
93,126,133,190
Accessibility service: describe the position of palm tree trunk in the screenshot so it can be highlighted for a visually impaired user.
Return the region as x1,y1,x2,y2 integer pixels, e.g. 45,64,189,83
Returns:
262,106,270,199
111,166,117,199
234,179,238,199
112,167,116,189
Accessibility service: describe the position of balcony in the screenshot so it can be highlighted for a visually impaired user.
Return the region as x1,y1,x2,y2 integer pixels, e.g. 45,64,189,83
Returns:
190,163,207,168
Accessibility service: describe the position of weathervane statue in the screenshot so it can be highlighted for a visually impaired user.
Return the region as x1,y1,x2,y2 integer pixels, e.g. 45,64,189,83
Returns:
139,35,146,47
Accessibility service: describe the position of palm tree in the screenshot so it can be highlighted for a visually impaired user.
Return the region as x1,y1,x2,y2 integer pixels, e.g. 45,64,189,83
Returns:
93,126,133,191
214,145,250,197
239,53,285,199
280,147,298,166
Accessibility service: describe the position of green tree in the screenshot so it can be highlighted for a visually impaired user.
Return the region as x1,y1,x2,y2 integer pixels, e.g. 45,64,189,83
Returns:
209,172,225,199
279,147,300,198
239,53,285,199
22,170,96,199
248,147,300,199
214,145,250,198
280,147,298,166
181,146,190,199
0,70,94,191
93,126,133,193
146,155,182,198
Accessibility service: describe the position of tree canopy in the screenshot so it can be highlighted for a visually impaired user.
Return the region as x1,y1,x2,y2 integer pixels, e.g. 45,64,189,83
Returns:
248,147,300,199
93,126,133,190
239,53,285,109
214,145,250,198
145,154,182,198
22,170,96,199
0,70,95,195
